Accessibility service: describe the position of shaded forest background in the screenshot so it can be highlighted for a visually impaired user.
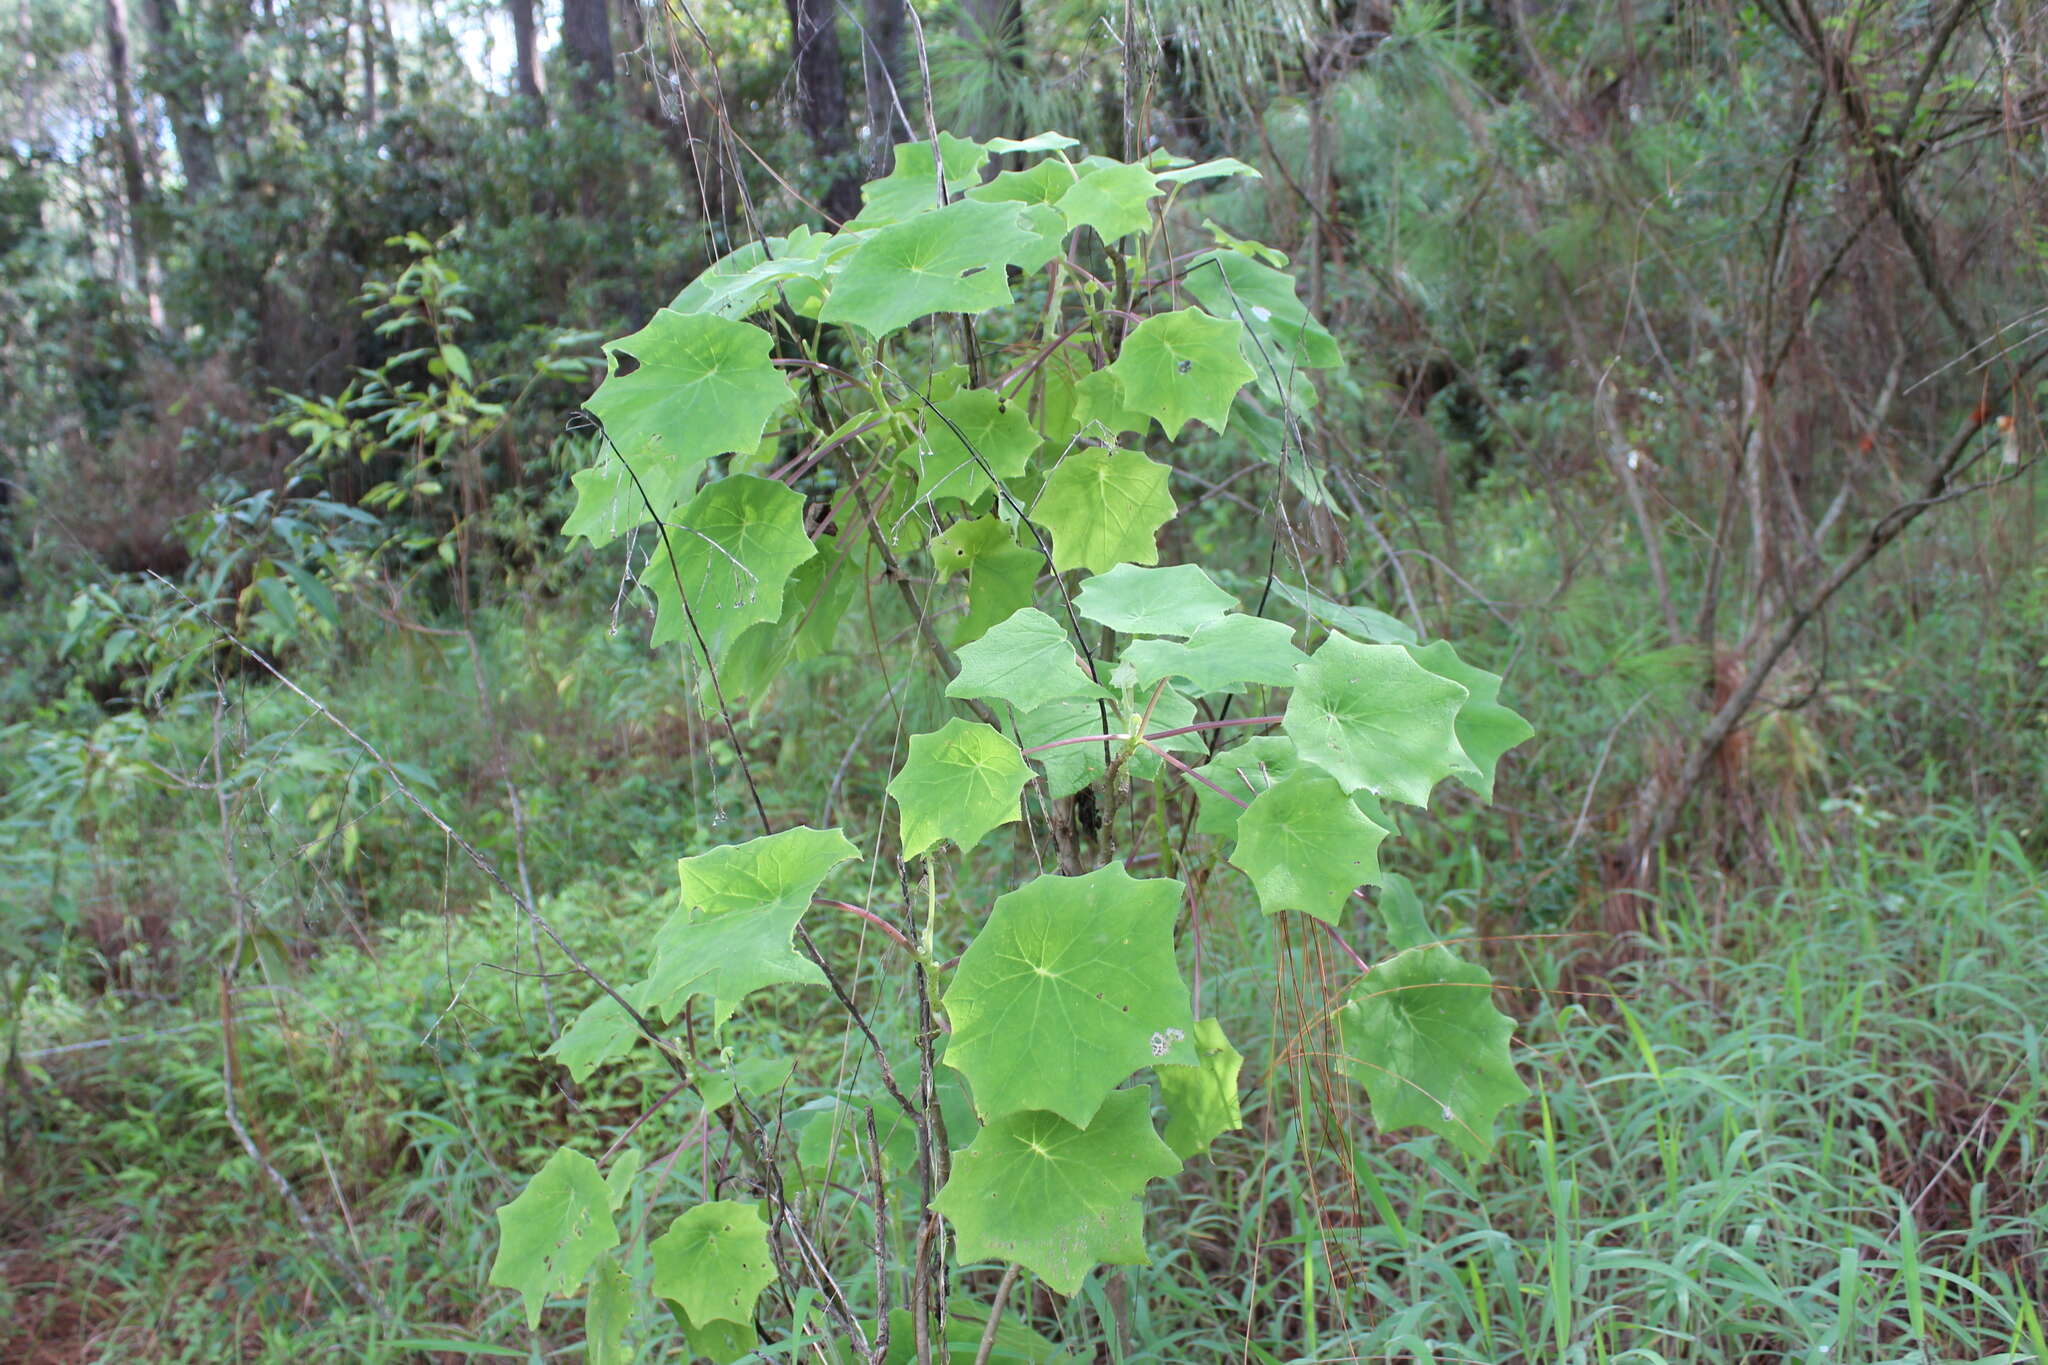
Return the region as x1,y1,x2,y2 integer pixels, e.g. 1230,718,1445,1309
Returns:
3,0,2047,1359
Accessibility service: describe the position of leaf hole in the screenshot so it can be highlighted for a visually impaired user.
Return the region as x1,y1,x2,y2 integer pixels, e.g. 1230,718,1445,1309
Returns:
613,350,644,378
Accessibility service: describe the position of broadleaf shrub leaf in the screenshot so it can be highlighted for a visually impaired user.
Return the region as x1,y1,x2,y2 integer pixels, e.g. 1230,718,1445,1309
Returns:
1337,945,1529,1158
488,1147,620,1329
942,864,1195,1126
932,1088,1181,1295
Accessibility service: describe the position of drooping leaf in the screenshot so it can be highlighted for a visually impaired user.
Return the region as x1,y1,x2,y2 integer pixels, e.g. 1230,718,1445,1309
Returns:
544,995,639,1083
714,533,856,703
901,387,1041,505
932,1088,1181,1296
649,1200,775,1328
1055,161,1162,241
942,864,1195,1126
945,607,1108,712
1154,156,1262,184
667,229,837,320
1374,872,1435,951
1405,640,1535,803
1267,579,1416,645
1106,309,1255,440
489,1147,621,1329
566,313,794,547
1228,771,1389,923
1283,633,1471,806
928,516,1044,646
888,718,1032,860
1158,1017,1244,1158
822,200,1039,336
602,1150,642,1213
1074,563,1235,638
1116,614,1307,695
986,130,1081,154
1035,448,1177,574
1337,945,1529,1158
678,825,858,917
585,1256,632,1365
641,475,817,668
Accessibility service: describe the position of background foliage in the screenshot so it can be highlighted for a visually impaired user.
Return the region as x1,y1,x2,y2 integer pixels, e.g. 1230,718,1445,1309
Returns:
3,0,2046,1360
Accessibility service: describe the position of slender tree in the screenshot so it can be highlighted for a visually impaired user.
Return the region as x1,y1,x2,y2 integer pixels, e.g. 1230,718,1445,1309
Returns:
103,0,156,321
561,0,614,107
783,0,860,221
859,0,907,175
509,0,547,118
138,0,220,193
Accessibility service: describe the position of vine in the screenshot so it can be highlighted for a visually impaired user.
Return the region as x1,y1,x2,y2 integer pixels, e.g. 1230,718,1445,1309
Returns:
489,131,1533,1361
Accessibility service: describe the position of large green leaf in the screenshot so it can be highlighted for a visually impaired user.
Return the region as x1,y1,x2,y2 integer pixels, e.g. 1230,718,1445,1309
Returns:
1074,563,1235,638
641,475,817,669
566,313,794,547
1228,771,1389,923
544,995,639,1083
489,1147,620,1329
677,826,859,918
1105,309,1254,440
634,903,824,1028
821,199,1038,336
1283,633,1471,806
929,516,1043,646
850,134,991,226
887,718,1031,860
1337,945,1528,1158
649,1200,774,1328
1035,448,1177,574
932,1088,1181,1296
941,864,1195,1127
1056,161,1161,241
639,827,857,1026
901,386,1041,505
1405,640,1534,803
1183,249,1343,383
1158,1017,1244,1159
945,607,1108,712
1116,614,1307,695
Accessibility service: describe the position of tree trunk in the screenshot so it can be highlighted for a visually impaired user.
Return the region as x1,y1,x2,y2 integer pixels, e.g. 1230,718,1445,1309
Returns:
137,0,220,193
783,0,859,222
509,0,547,118
104,0,157,321
359,0,377,125
858,0,907,176
561,0,614,107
